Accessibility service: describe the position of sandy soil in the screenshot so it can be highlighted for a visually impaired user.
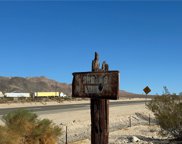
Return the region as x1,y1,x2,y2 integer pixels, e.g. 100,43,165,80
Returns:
1,98,169,144
38,102,158,144
71,124,167,144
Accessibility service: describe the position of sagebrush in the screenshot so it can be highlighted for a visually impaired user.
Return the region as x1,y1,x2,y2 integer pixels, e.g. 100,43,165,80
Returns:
146,95,182,139
0,109,62,144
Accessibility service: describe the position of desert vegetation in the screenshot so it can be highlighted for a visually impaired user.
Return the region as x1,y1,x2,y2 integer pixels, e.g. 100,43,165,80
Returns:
0,109,62,144
146,95,182,140
0,96,73,104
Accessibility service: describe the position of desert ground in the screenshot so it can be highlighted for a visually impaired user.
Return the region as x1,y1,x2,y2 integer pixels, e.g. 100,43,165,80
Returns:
0,98,175,143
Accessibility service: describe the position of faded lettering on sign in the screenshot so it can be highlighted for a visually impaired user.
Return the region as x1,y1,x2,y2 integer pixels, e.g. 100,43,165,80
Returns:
83,74,111,94
72,71,119,99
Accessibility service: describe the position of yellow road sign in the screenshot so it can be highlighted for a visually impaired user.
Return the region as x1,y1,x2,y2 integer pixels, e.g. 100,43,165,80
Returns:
143,86,151,95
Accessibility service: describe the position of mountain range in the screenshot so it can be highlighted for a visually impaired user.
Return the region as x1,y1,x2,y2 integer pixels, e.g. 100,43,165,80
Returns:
0,76,143,97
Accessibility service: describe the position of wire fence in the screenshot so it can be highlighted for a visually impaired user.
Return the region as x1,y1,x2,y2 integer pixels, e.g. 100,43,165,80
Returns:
60,113,157,144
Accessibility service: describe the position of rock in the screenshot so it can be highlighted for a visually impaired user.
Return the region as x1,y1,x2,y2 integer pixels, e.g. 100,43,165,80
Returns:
130,136,140,142
122,139,128,143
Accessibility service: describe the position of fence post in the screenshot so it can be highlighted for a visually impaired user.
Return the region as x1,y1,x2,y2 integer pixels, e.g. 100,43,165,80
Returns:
129,116,131,127
149,114,151,126
65,126,68,144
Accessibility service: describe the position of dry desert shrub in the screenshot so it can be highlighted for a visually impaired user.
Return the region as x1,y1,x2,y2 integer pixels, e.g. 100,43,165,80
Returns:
146,95,182,140
0,109,62,144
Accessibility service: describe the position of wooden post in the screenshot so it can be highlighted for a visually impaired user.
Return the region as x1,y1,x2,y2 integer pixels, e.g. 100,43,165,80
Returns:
72,52,119,144
91,99,109,144
91,52,109,144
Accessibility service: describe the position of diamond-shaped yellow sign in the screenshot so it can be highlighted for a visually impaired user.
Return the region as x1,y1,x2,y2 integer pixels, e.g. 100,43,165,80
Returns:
143,86,151,95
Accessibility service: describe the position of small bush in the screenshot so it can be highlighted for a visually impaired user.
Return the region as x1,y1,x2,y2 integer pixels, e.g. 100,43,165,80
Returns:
0,109,62,144
146,95,182,139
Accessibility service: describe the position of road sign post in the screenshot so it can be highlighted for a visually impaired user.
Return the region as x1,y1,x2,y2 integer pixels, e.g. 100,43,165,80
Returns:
72,52,119,144
143,86,151,102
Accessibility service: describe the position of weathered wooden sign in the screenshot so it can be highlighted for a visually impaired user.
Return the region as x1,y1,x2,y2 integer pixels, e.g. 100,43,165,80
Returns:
143,86,151,95
72,71,119,100
72,52,119,144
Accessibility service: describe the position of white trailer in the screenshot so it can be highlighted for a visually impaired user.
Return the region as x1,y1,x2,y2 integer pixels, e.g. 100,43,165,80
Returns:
4,93,30,98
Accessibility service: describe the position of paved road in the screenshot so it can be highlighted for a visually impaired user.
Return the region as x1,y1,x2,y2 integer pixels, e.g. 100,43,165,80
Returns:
0,100,146,116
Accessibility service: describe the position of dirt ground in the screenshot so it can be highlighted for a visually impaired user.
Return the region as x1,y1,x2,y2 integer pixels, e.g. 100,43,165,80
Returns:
0,98,170,144
37,100,159,143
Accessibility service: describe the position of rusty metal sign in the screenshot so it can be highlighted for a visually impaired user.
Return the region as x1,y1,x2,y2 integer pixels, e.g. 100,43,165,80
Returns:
143,86,151,95
72,71,119,100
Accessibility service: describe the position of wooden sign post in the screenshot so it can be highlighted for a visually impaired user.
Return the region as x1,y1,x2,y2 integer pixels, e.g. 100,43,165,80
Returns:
72,52,119,144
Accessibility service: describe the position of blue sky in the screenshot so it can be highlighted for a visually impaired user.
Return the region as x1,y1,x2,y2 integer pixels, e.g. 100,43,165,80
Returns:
0,1,182,95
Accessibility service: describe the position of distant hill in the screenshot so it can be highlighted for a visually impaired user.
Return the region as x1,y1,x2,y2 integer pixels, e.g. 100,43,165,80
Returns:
0,76,145,97
119,90,146,98
0,76,72,96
